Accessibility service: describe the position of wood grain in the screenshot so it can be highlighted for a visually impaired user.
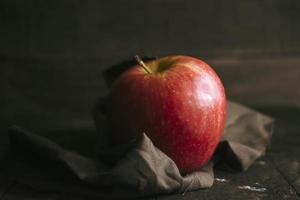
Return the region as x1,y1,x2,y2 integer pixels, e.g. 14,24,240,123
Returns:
0,175,14,200
209,57,300,108
152,158,299,200
0,0,300,59
1,120,299,200
0,0,300,199
2,184,58,200
267,122,300,196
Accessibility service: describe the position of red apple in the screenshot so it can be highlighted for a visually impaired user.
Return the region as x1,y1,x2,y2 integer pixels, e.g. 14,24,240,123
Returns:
107,55,226,174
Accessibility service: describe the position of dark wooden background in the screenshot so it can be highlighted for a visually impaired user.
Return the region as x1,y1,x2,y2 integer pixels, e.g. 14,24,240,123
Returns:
0,0,300,199
1,0,300,58
1,0,300,131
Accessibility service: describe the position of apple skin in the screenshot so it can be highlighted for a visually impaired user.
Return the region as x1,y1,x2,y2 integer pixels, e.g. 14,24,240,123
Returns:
107,55,226,174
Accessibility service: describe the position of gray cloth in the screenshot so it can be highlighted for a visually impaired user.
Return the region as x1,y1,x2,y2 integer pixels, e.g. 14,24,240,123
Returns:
6,101,273,198
3,57,274,198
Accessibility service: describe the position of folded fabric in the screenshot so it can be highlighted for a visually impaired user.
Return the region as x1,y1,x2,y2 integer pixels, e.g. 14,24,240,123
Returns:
3,57,274,198
5,100,273,198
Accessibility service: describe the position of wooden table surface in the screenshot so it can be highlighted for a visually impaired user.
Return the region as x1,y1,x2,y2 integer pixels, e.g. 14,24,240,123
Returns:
0,108,299,200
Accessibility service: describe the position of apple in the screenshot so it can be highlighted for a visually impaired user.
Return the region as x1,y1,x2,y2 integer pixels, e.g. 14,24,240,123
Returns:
107,55,226,174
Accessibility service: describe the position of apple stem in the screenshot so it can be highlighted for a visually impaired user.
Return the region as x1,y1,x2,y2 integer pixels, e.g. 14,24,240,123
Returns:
135,55,152,74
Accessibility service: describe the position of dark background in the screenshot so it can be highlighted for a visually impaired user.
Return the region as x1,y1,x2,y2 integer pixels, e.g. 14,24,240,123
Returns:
1,0,300,157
